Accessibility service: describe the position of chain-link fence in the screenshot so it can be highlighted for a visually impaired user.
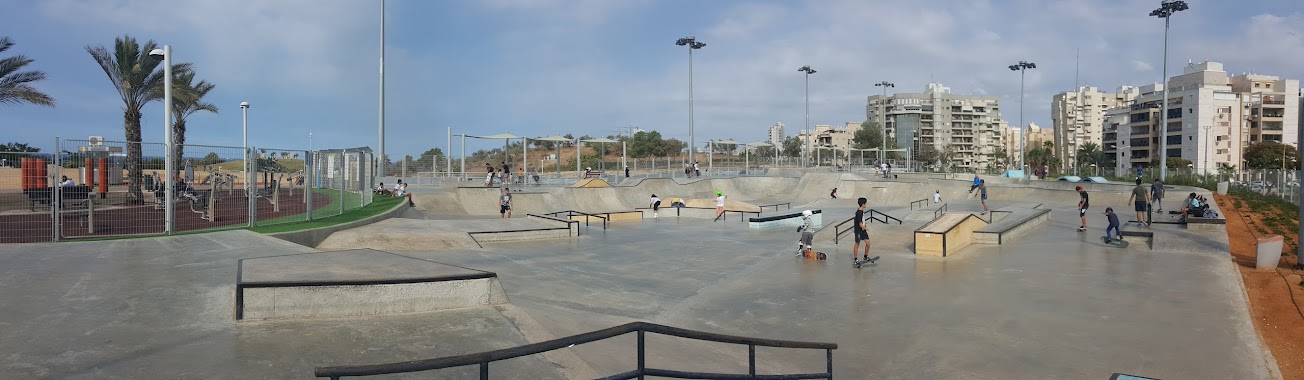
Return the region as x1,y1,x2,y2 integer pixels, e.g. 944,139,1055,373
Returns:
0,138,376,243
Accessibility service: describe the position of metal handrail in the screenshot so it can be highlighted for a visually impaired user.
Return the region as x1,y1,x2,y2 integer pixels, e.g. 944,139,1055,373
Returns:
868,209,902,225
541,210,609,229
933,203,948,220
756,202,792,212
833,215,859,244
909,199,928,210
314,321,836,379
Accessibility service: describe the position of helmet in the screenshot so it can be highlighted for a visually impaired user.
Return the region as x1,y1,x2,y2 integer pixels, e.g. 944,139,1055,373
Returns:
802,210,813,217
716,190,723,196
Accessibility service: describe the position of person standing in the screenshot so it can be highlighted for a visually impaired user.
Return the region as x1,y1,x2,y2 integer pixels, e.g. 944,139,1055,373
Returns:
1076,185,1089,231
1150,178,1165,212
853,197,872,263
979,179,989,215
1103,207,1122,242
933,190,942,203
694,162,701,177
713,190,726,221
624,165,630,178
499,187,513,219
1127,178,1150,226
649,194,661,218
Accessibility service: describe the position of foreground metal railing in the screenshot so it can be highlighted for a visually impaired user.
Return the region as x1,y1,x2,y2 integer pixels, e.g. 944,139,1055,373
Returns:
933,203,948,220
314,321,837,379
542,210,609,229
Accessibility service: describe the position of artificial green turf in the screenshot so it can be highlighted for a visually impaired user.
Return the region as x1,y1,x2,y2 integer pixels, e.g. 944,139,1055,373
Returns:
248,196,404,234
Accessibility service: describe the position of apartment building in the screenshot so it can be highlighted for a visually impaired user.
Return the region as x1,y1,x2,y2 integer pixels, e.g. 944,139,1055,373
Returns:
767,122,785,146
1050,86,1139,170
866,83,1006,171
1002,123,1053,170
1102,61,1299,175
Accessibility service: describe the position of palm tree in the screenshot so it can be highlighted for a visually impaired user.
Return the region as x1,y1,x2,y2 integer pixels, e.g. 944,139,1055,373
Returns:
0,36,55,107
87,35,191,202
1076,142,1103,174
168,70,217,165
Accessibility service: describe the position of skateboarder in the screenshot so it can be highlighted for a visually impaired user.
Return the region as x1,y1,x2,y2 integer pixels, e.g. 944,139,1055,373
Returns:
969,175,980,193
1076,185,1089,231
830,187,838,199
853,197,872,263
713,190,726,221
499,187,513,219
978,180,989,215
796,210,815,256
649,194,661,218
1150,178,1165,212
1127,178,1150,226
1103,207,1122,243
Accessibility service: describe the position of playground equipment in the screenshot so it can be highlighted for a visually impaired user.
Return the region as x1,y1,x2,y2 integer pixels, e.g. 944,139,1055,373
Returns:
185,178,218,222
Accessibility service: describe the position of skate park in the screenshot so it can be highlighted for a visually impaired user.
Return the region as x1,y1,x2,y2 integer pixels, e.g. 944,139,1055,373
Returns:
0,170,1277,379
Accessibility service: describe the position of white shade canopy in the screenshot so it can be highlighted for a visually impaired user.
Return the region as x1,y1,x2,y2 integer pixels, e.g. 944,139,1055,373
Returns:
469,132,524,140
533,135,573,142
713,139,740,145
746,142,773,147
580,137,621,143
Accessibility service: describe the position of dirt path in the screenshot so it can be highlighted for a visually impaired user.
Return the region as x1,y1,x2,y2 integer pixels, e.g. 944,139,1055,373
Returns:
1215,194,1304,379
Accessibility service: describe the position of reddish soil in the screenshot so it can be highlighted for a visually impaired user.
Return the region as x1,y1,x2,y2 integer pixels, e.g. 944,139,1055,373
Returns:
0,188,329,243
1216,194,1304,379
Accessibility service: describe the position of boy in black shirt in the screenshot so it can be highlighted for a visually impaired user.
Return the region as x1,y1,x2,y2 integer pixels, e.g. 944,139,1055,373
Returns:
1076,185,1089,231
853,197,873,264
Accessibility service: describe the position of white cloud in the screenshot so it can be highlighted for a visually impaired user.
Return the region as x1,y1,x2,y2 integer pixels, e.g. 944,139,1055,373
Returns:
1131,60,1155,72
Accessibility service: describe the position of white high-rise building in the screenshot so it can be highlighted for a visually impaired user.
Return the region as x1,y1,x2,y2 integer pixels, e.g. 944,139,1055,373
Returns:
867,83,1006,172
1101,61,1299,175
768,122,785,146
1051,86,1139,172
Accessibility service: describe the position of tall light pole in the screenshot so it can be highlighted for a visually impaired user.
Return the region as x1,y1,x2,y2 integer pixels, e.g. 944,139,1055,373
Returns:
676,36,706,167
874,81,895,164
1202,124,1211,175
799,66,817,167
1008,61,1036,175
149,46,175,233
1151,0,1189,180
378,0,387,178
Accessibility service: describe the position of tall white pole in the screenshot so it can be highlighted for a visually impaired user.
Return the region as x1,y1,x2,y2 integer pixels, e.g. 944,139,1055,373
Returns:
1019,68,1026,175
378,0,386,178
447,127,452,177
162,45,175,234
241,102,250,222
1158,15,1171,180
881,86,888,164
804,73,810,167
688,48,696,168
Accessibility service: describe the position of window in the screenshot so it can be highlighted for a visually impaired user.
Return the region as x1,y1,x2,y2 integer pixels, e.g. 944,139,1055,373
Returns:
1254,83,1261,88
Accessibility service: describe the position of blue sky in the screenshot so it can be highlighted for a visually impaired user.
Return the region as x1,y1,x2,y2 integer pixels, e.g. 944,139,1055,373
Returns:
4,0,1304,157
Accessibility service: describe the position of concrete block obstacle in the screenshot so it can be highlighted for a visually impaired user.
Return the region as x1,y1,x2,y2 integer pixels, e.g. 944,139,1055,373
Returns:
236,249,508,320
1120,230,1155,250
1185,216,1227,231
973,207,1051,245
913,213,989,257
747,209,821,229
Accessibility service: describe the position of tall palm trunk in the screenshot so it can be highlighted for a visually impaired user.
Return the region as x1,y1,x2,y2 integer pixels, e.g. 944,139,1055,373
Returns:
124,109,144,203
172,119,186,167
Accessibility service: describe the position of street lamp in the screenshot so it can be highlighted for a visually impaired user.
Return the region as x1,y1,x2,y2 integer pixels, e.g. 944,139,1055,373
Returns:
240,101,251,223
148,46,175,233
1202,124,1211,175
676,36,706,167
874,81,894,164
1008,60,1036,176
1151,0,1189,181
799,65,817,167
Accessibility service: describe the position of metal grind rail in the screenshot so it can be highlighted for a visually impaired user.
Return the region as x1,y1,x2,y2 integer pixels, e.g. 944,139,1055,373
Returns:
541,210,608,229
934,203,948,220
909,199,929,210
869,209,902,225
756,202,792,212
314,321,837,379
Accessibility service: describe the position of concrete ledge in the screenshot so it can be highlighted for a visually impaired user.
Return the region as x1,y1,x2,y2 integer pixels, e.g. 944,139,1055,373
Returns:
266,201,408,247
237,249,507,320
914,213,989,257
974,208,1051,245
1186,216,1226,231
1120,230,1154,249
468,228,572,244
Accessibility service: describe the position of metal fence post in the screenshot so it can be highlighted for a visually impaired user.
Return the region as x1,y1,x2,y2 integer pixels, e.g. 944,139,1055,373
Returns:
340,153,347,216
52,137,60,242
305,150,314,221
637,330,645,380
248,147,258,227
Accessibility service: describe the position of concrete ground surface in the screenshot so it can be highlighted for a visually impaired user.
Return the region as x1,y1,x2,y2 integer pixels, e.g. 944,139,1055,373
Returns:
0,172,1272,379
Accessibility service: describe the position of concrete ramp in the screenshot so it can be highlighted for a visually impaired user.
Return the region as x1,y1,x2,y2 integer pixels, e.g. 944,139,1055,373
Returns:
570,178,612,188
236,249,508,320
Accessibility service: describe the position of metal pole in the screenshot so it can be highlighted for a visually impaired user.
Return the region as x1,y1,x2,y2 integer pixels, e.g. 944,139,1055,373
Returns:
881,86,888,164
688,48,696,171
804,72,810,167
576,139,581,178
1019,68,1026,176
447,127,452,177
162,45,175,234
460,134,466,181
377,0,386,178
53,136,60,242
1203,125,1211,175
522,137,528,183
1158,15,1171,180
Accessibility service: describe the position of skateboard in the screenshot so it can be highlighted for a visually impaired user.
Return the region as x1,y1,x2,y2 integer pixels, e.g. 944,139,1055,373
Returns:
800,250,827,260
853,256,880,268
1146,202,1153,225
1100,236,1129,248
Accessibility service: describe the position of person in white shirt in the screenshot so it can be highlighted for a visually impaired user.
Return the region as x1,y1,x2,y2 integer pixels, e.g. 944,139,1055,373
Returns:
393,180,405,197
649,194,661,218
933,190,941,203
60,176,75,187
713,190,726,221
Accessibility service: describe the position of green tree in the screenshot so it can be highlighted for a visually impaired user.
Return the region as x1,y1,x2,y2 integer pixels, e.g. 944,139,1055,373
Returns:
915,143,939,170
0,37,55,107
197,152,223,166
1149,156,1193,169
781,136,802,158
1,142,40,168
88,35,192,202
852,121,884,150
990,146,1008,172
168,70,217,165
1075,142,1103,173
1243,141,1300,169
661,138,686,156
627,130,666,157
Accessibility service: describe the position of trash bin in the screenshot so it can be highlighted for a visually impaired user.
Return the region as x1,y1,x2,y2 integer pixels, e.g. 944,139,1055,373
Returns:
1217,181,1229,195
1255,235,1284,269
